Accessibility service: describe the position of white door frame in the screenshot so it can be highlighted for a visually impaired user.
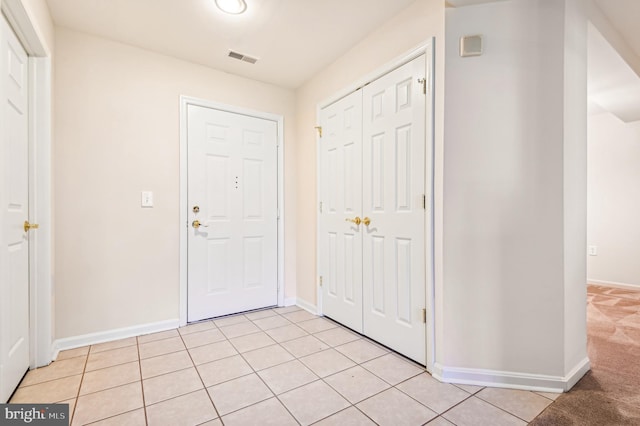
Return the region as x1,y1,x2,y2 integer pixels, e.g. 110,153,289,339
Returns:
179,96,285,326
316,40,436,371
1,0,53,367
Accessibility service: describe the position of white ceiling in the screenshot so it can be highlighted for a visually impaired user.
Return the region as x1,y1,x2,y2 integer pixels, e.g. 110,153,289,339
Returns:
594,0,640,62
588,22,640,123
45,0,640,119
589,0,640,122
45,0,415,89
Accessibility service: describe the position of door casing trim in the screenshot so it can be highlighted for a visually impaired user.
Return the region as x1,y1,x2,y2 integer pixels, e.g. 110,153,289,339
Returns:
178,96,285,326
1,0,54,368
315,40,436,372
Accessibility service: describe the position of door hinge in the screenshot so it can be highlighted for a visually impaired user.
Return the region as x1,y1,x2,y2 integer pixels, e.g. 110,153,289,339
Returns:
319,276,323,287
315,126,323,138
421,308,427,324
277,208,280,219
418,78,427,95
319,202,323,213
422,194,426,210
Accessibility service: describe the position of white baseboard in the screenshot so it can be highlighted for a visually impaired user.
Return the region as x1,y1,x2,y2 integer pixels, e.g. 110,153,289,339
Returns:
52,318,180,361
296,298,318,314
563,357,591,391
432,357,590,393
588,279,640,291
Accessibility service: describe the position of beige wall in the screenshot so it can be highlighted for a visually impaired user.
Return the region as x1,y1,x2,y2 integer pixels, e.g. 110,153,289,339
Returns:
53,27,296,339
294,0,445,306
588,113,640,287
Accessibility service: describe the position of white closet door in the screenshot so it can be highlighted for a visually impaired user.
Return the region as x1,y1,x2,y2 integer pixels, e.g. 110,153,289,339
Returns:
362,55,427,363
319,90,364,333
187,105,278,322
0,14,30,402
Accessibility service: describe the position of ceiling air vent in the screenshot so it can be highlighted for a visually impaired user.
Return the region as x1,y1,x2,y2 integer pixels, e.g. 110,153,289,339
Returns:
228,50,258,64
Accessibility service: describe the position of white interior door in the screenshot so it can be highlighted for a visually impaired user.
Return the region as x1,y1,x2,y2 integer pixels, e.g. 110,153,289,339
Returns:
362,56,427,363
318,54,428,364
187,105,278,322
319,90,363,333
0,15,30,402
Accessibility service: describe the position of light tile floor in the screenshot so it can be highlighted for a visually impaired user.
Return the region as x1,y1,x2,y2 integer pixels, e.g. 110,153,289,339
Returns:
10,306,558,425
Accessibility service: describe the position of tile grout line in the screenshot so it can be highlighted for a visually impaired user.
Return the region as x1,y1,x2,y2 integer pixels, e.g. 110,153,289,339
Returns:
451,383,484,395
307,327,442,424
91,326,220,424
82,408,142,426
316,373,385,425
228,315,306,425
390,381,441,417
472,392,546,424
313,345,436,424
264,312,398,425
14,369,85,390
357,360,423,388
177,325,223,425
69,348,90,425
88,339,138,355
65,361,143,399
79,343,139,375
307,405,374,426
135,336,150,426
533,391,562,402
215,310,355,422
529,403,556,424
390,370,469,417
430,396,472,424
217,310,303,421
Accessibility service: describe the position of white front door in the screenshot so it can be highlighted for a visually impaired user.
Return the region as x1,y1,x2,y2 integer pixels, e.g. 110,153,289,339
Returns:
318,54,428,364
362,56,427,363
319,90,363,332
0,14,30,402
187,105,278,322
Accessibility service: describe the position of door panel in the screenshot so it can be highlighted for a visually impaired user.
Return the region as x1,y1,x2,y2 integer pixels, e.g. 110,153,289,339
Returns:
187,105,278,322
0,14,30,402
319,90,364,333
362,55,426,363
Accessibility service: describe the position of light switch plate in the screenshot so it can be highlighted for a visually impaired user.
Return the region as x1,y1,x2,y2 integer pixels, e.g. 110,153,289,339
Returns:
588,245,597,256
141,191,153,207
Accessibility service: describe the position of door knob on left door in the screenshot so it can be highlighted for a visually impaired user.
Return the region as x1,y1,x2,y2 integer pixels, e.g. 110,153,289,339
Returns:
192,220,208,229
345,217,362,225
24,221,39,233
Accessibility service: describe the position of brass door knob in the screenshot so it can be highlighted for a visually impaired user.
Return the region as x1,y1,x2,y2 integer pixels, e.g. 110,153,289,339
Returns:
345,217,362,225
363,217,371,226
192,220,208,229
24,221,39,233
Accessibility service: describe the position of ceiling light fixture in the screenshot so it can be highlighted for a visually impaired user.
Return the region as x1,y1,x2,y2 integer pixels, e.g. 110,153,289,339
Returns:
215,0,247,14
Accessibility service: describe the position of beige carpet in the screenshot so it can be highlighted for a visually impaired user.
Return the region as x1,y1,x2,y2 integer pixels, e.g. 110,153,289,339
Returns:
530,285,640,425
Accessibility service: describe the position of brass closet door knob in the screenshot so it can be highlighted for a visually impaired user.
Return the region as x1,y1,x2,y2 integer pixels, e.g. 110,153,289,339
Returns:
24,221,39,232
345,217,362,225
